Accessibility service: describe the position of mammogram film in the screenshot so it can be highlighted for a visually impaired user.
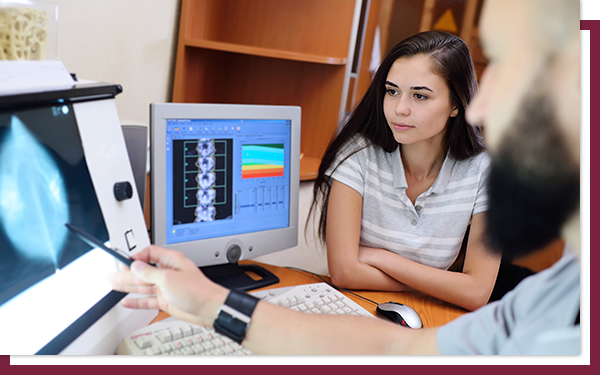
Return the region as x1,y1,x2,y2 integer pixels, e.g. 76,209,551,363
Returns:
0,105,108,306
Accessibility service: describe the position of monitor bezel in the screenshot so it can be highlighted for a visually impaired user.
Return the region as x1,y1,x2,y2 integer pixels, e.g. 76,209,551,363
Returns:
150,103,301,268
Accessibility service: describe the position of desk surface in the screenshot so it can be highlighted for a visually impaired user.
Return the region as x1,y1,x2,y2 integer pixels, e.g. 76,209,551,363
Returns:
153,260,467,328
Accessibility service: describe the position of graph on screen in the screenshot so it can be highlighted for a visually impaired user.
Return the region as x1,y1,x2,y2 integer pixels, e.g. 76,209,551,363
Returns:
241,144,284,179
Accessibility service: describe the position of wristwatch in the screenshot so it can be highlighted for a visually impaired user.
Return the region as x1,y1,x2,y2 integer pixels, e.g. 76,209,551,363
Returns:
213,289,260,343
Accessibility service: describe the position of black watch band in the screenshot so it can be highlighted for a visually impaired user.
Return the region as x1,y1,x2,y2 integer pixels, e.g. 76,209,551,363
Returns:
213,290,259,344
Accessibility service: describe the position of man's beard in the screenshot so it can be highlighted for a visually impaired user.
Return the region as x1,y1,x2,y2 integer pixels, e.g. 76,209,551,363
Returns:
485,94,579,259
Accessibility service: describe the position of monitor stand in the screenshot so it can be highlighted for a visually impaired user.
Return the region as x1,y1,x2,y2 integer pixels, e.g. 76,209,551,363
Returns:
200,263,279,292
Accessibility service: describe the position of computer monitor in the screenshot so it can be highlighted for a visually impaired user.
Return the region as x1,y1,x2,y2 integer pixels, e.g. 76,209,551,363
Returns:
0,83,156,355
150,103,300,291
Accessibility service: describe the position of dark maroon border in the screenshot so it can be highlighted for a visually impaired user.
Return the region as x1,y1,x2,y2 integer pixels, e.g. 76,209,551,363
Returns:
0,16,600,375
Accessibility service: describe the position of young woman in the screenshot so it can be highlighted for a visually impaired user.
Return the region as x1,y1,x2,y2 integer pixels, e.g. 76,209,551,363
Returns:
309,31,501,311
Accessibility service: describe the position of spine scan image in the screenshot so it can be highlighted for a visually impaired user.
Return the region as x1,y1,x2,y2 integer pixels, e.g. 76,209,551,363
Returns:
194,139,216,222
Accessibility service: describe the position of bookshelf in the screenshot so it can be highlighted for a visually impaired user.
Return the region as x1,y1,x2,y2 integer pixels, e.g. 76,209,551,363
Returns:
171,0,377,180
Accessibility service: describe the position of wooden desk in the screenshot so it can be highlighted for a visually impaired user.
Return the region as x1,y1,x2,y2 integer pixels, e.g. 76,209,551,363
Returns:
153,260,467,328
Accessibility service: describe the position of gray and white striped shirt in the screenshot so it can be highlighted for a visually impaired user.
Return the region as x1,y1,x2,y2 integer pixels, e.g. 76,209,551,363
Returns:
327,136,490,270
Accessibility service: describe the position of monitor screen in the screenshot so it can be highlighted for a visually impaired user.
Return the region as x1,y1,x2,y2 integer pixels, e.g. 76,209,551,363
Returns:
151,104,300,273
167,119,291,244
0,84,156,355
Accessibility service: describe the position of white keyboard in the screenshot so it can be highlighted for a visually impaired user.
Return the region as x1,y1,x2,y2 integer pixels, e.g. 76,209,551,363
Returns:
116,282,374,355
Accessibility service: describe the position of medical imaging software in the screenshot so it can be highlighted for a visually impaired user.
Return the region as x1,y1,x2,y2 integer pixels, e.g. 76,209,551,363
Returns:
165,119,291,245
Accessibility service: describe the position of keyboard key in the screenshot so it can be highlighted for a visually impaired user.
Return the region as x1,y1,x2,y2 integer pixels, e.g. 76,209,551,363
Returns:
151,346,162,355
156,330,172,343
134,336,151,349
170,327,183,340
181,325,193,337
221,336,235,345
173,340,185,350
192,335,204,344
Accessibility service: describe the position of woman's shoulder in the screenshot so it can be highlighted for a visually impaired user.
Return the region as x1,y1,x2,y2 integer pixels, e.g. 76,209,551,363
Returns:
454,150,491,171
338,134,375,158
446,151,491,182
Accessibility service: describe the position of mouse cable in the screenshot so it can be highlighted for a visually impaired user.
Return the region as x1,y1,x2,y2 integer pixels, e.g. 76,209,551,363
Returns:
284,266,379,306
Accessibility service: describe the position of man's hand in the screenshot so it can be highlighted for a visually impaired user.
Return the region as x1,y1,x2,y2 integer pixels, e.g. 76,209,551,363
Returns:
108,245,228,328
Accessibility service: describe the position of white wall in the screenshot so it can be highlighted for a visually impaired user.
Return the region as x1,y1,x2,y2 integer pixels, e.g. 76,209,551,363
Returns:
51,0,180,126
49,0,329,275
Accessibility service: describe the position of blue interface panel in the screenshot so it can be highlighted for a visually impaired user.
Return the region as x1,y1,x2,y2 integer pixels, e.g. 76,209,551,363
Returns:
165,119,291,245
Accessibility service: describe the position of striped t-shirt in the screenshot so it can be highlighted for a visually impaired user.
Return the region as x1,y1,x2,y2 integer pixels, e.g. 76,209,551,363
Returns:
326,136,491,270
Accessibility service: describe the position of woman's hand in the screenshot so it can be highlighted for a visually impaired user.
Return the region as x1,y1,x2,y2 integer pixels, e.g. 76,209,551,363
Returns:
108,245,228,328
358,247,416,292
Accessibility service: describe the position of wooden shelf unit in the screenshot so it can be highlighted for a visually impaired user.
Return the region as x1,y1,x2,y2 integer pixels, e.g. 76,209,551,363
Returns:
182,39,348,65
172,0,374,180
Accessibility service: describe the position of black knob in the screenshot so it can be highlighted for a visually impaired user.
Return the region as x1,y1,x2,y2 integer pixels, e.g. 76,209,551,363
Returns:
226,244,242,263
114,181,133,201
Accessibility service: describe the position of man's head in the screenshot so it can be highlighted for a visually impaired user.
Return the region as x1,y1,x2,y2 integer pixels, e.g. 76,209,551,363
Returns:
467,0,580,258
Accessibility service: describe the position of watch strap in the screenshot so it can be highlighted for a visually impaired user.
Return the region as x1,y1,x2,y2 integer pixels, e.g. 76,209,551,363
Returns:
213,290,259,343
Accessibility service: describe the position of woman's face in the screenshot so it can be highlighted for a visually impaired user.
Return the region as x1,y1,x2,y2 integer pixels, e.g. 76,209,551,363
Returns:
383,54,457,148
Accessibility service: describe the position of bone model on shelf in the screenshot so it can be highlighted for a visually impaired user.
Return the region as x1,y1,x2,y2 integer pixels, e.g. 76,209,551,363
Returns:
0,6,47,60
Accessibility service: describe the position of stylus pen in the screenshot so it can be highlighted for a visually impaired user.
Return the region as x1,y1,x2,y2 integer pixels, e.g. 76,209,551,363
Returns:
65,223,134,267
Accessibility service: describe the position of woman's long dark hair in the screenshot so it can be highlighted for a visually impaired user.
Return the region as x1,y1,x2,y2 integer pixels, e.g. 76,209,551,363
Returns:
308,31,484,244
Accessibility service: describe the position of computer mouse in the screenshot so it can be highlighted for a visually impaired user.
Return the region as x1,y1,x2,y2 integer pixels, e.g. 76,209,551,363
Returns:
376,301,423,329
